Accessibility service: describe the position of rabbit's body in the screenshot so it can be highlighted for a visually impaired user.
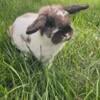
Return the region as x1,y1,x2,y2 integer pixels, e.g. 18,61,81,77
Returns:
9,5,89,64
9,13,65,62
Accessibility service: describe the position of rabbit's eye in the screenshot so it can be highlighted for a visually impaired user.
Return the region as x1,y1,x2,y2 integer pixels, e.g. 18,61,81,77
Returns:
60,25,72,33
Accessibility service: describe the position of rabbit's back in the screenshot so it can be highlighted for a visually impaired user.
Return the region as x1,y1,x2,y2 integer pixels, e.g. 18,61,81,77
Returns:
9,13,38,52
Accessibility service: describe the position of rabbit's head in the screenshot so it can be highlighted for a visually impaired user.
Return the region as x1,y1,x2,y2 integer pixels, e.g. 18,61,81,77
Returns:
26,4,89,44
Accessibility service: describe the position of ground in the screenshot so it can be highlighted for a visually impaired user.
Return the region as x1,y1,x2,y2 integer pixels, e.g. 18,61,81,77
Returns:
0,0,100,100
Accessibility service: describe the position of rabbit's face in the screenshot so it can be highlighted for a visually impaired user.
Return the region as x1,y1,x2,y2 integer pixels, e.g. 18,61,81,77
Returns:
26,4,89,44
39,7,73,44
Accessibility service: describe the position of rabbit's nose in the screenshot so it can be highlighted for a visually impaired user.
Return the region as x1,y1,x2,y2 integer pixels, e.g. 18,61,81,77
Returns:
65,33,71,39
63,32,72,41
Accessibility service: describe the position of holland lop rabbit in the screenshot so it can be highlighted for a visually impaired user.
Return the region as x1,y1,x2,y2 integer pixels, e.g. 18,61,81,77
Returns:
9,4,89,64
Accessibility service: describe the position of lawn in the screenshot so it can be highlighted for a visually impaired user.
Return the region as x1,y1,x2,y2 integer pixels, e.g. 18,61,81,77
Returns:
0,0,100,100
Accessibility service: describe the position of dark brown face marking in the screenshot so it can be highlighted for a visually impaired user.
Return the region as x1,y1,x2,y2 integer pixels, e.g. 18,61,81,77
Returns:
40,16,56,37
52,25,73,44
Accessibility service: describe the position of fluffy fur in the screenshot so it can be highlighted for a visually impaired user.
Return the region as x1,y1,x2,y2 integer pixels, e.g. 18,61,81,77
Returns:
8,4,89,64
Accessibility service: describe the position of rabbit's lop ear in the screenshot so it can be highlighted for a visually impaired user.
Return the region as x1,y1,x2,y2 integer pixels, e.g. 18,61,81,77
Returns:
64,4,89,14
26,15,47,34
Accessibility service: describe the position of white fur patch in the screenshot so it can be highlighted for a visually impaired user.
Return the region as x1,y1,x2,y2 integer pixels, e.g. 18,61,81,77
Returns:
56,11,69,17
52,28,59,37
53,28,59,33
66,33,71,39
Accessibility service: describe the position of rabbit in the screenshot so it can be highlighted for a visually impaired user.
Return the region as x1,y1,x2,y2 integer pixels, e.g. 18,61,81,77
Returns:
8,4,89,64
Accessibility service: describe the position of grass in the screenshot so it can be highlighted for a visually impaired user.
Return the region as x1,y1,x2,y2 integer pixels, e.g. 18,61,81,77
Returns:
0,0,100,100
